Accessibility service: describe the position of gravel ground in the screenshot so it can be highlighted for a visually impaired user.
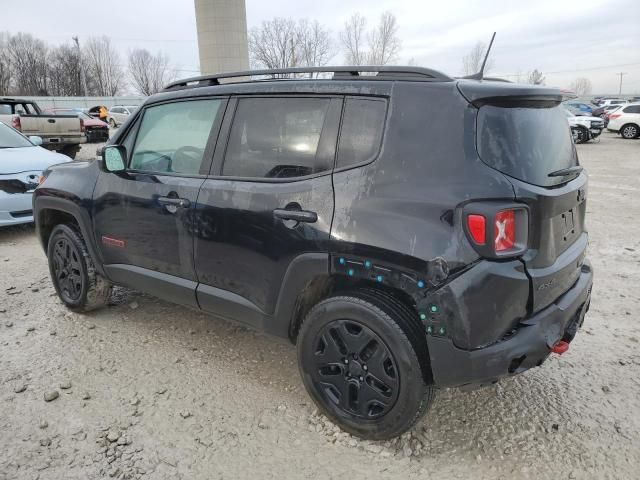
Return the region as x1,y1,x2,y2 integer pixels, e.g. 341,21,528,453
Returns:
1,132,639,480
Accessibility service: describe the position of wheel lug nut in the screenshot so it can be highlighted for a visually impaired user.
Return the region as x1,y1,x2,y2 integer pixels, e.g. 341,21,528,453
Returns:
344,359,349,364
359,376,364,381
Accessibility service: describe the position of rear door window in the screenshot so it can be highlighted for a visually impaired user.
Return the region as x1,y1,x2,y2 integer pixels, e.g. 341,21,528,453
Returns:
477,104,577,187
336,97,386,169
222,97,332,179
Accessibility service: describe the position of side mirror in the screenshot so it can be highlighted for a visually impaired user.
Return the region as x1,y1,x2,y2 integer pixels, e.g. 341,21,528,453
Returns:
29,136,43,146
102,145,127,173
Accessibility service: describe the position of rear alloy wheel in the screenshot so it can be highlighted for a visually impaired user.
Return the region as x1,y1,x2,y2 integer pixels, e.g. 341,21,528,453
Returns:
620,123,639,139
298,292,434,440
109,118,117,128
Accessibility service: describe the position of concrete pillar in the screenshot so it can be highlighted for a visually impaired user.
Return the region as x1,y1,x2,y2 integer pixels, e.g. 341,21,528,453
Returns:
194,0,250,75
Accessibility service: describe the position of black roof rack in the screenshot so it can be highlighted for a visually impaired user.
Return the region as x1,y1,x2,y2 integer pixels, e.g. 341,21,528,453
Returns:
163,66,453,91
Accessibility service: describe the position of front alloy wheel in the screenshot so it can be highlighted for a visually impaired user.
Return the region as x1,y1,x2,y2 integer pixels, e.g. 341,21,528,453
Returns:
51,235,84,303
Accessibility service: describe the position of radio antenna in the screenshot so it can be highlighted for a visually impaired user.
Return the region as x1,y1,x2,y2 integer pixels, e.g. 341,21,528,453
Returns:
463,32,496,80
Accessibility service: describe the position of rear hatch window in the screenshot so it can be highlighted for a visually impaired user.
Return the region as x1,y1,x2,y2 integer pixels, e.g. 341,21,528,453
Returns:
477,105,576,187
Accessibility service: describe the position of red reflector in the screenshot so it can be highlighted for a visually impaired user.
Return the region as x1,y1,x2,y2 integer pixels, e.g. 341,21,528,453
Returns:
467,214,486,245
101,235,126,248
494,210,516,251
11,116,21,131
550,340,569,355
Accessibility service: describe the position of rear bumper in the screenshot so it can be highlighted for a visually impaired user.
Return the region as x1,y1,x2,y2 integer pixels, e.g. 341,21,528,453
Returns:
427,259,593,388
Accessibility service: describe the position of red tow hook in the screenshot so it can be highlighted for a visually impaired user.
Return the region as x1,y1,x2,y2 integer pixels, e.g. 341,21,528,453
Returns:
550,340,570,355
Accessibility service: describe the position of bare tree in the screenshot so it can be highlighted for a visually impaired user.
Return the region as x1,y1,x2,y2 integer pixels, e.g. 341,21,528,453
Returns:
462,41,494,76
297,19,334,75
47,44,84,96
249,17,300,70
526,69,545,85
7,33,49,95
128,48,174,95
83,36,123,96
570,77,592,96
340,13,367,65
0,33,11,95
367,12,401,65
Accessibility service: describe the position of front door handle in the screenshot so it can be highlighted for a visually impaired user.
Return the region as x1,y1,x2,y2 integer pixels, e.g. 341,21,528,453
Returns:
158,196,191,208
273,208,317,223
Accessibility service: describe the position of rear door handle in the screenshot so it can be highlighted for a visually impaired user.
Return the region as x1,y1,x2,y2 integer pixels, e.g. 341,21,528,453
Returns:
273,208,317,223
158,196,191,208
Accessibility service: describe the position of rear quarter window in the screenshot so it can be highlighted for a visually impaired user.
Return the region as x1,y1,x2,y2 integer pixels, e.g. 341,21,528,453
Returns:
336,97,386,169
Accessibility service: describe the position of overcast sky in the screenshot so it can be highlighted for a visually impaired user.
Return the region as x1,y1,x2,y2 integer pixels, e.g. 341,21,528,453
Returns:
2,0,639,93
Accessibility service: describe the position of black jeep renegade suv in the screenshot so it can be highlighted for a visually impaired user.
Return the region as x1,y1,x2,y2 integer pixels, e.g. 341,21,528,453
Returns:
34,66,593,440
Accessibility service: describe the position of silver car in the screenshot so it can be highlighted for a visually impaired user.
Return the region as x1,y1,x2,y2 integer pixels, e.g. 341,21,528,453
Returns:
0,123,71,227
107,105,138,128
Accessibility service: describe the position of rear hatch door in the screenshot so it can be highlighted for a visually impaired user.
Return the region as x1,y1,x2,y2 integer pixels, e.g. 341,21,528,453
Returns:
461,82,588,312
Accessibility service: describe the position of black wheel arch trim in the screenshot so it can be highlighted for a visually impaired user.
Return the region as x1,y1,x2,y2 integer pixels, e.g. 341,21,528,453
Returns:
34,195,106,277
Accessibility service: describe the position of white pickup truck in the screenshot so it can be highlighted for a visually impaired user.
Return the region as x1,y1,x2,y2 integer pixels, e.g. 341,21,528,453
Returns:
0,98,86,158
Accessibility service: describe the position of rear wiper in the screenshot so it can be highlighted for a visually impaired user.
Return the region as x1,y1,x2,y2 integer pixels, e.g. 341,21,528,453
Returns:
548,166,583,178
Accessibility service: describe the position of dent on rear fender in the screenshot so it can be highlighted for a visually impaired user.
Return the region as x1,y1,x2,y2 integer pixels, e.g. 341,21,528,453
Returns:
329,251,452,333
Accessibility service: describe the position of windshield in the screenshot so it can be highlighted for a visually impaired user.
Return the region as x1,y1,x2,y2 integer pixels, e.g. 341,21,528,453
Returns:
0,124,35,149
477,104,577,187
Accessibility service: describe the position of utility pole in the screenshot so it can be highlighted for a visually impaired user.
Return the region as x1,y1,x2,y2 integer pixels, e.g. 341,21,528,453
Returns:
616,72,627,95
72,36,87,96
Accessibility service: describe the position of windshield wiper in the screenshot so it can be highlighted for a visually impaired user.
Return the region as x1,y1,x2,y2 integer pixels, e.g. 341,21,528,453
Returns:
548,166,583,178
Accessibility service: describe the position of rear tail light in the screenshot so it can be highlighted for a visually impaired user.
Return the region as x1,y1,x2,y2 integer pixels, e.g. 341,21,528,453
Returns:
463,204,528,259
494,210,516,251
609,114,621,119
467,215,486,245
11,116,21,131
80,119,85,133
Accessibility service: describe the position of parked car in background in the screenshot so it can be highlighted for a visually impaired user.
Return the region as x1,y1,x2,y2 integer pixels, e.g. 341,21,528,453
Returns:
0,98,86,158
592,97,604,105
565,109,604,143
563,101,596,115
565,106,589,117
44,108,109,143
600,98,628,108
607,103,640,139
0,122,71,227
107,106,138,128
602,105,623,127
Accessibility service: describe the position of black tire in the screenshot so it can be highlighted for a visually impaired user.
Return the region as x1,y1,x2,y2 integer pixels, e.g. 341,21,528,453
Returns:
620,123,639,139
575,126,589,144
60,145,79,159
47,224,111,312
108,118,117,128
297,290,435,440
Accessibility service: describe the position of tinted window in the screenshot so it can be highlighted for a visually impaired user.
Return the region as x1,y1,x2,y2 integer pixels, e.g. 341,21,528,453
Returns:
623,105,640,114
477,105,576,187
223,97,331,179
130,99,222,175
337,98,386,168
